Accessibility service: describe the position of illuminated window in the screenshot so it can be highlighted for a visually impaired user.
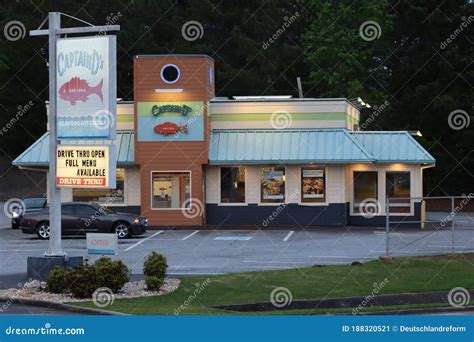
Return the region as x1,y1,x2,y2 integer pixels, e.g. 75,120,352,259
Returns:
301,168,325,203
353,171,378,213
220,167,245,203
386,171,411,213
260,167,285,203
152,172,190,209
73,168,125,204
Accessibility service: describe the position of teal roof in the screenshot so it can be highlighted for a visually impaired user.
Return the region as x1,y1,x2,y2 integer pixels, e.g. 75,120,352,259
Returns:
209,129,435,165
209,129,374,164
12,131,135,166
352,131,435,164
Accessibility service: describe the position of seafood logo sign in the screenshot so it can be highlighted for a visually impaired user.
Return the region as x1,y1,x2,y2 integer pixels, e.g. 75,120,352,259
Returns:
137,101,205,142
56,36,116,139
56,145,116,188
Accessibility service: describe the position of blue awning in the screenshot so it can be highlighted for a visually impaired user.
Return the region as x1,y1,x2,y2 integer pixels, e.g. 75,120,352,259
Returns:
12,131,135,166
209,129,436,165
209,129,374,164
352,131,435,164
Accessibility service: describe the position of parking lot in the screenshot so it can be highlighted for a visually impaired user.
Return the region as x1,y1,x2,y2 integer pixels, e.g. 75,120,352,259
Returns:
1,211,473,277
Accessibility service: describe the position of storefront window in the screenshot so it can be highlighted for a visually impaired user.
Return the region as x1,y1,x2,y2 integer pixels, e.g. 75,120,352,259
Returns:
220,167,245,203
73,168,125,204
260,167,285,203
301,168,325,203
386,171,411,213
353,171,378,213
152,172,191,209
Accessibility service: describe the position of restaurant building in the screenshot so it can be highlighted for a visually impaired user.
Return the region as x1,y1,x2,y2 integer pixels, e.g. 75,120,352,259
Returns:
13,54,435,227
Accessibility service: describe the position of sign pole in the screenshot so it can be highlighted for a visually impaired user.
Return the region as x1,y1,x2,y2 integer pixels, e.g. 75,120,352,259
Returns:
46,12,65,257
29,12,119,259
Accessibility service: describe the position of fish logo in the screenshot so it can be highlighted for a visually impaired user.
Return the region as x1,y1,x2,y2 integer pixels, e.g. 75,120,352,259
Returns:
154,122,188,136
58,77,103,106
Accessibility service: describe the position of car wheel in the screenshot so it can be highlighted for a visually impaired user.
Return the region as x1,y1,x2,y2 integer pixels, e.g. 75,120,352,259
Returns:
114,222,130,239
36,222,50,240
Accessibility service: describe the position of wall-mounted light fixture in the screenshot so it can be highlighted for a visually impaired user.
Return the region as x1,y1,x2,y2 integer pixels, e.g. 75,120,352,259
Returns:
154,88,183,93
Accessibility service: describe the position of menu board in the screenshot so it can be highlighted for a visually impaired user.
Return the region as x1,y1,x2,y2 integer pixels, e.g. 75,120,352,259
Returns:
262,171,285,200
302,169,325,200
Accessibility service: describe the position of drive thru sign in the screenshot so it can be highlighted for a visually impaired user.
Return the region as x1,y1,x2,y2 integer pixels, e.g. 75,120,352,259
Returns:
56,145,116,188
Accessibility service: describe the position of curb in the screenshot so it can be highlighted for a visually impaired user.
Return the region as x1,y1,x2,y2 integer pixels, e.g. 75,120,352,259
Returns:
212,289,474,312
353,305,474,315
0,296,128,316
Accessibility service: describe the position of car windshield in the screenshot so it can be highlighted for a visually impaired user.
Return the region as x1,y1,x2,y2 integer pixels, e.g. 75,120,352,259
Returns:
89,203,115,215
23,198,46,209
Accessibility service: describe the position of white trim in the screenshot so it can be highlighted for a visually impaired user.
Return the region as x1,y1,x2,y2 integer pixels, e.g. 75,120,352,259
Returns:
160,63,180,84
218,203,248,206
257,203,283,206
150,170,192,210
298,202,329,206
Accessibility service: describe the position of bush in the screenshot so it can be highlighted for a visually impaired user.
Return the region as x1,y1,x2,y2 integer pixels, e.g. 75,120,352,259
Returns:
93,257,130,293
65,264,102,298
46,266,70,294
145,276,164,291
143,252,167,279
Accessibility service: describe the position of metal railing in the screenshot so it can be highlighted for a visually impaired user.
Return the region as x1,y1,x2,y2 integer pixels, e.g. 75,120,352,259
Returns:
385,195,473,257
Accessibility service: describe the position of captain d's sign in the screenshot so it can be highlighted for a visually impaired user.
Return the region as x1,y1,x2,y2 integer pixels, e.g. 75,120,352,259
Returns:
137,101,205,142
56,36,117,140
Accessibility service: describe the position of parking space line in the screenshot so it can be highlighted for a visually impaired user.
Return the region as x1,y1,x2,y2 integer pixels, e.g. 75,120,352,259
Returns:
182,230,199,240
124,231,163,252
283,230,294,242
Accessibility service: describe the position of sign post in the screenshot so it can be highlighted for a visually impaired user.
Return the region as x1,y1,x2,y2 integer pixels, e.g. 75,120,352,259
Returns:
46,12,63,256
29,12,119,258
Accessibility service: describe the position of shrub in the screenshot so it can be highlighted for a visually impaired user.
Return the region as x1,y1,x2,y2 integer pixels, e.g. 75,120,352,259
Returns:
65,264,101,298
143,252,167,279
46,266,70,294
145,276,164,291
93,257,130,293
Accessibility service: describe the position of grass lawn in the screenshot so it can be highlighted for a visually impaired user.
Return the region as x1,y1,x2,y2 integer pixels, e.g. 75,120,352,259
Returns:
75,253,474,315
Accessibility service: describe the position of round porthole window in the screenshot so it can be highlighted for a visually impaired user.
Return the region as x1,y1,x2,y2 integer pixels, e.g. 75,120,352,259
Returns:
161,64,180,84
